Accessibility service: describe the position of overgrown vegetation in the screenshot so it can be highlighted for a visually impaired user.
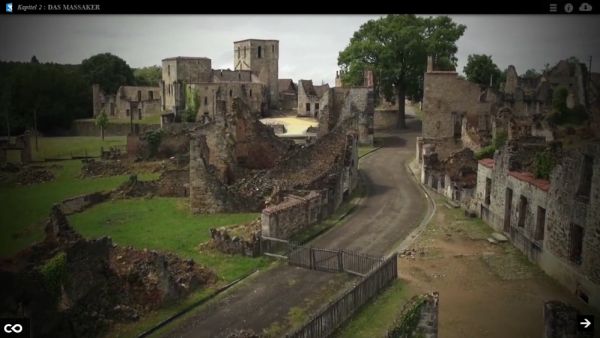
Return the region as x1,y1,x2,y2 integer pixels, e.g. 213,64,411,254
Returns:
548,86,589,126
184,86,199,123
146,129,163,157
95,111,109,140
475,131,507,160
39,251,67,296
534,150,555,179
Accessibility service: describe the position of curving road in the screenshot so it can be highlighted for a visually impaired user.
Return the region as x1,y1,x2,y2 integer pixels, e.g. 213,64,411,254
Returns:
161,117,428,338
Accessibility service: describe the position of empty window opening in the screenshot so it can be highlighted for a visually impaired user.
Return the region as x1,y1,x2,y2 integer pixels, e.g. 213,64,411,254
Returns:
258,46,262,58
570,224,584,265
148,91,153,100
315,103,320,111
138,108,142,120
485,178,492,205
306,103,310,112
249,89,252,97
137,90,142,102
504,188,513,232
229,89,232,97
452,112,462,138
167,65,170,76
126,109,130,117
576,155,593,202
517,195,528,228
272,45,275,53
535,206,546,241
204,97,208,106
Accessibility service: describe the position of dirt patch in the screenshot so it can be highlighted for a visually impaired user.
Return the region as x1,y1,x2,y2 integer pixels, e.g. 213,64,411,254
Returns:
81,159,128,177
397,196,598,338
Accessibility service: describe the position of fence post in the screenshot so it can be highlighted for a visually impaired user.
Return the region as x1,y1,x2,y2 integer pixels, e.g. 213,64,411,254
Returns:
310,247,315,270
338,249,344,272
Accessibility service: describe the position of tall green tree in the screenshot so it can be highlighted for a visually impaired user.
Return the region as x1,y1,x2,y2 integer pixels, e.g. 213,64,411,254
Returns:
81,53,134,94
134,66,162,86
338,15,465,128
463,54,503,88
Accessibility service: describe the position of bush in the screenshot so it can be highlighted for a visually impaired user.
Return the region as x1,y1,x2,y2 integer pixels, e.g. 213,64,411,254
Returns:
534,151,554,179
476,132,506,160
146,129,163,157
39,252,67,296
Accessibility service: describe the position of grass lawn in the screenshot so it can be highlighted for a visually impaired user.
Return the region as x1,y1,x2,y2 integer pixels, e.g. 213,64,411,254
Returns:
68,197,273,338
30,136,126,161
68,197,270,282
333,281,409,338
0,160,158,257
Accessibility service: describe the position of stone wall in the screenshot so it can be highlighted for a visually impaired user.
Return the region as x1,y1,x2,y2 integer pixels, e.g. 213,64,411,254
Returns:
474,142,600,309
261,191,327,239
70,120,159,137
374,109,397,130
0,132,32,164
387,292,439,338
422,71,493,140
543,301,592,338
59,191,110,215
157,169,189,197
318,87,375,145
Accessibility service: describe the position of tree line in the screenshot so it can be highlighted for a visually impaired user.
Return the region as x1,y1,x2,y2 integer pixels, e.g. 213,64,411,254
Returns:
0,54,161,136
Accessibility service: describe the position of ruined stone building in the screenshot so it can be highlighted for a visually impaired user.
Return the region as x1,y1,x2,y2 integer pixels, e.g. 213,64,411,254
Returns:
419,55,600,309
92,84,162,120
278,79,297,113
297,80,330,118
160,39,279,120
474,140,600,309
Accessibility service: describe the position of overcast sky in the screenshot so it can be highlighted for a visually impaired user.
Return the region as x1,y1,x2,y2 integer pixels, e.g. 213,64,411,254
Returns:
1,15,599,85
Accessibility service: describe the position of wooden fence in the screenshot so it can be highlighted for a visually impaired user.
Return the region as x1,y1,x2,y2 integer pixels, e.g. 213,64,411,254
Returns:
287,254,398,338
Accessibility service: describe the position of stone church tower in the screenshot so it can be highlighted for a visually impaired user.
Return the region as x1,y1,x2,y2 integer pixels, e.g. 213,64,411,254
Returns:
233,39,279,109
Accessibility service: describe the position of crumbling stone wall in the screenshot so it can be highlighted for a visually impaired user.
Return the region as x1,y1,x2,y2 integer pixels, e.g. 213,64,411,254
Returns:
157,169,189,197
318,87,374,146
422,71,494,140
60,192,110,215
0,206,215,338
0,132,32,164
210,220,261,257
261,191,326,239
543,300,593,338
474,141,600,309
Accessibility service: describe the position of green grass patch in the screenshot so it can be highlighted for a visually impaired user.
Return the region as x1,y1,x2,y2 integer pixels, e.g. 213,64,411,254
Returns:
334,281,409,338
107,287,213,338
358,146,377,158
0,160,158,257
68,197,269,282
30,136,126,161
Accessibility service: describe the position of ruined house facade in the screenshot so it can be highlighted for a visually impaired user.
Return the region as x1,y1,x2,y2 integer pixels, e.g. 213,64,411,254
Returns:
297,80,330,118
474,142,600,309
420,56,600,309
92,84,162,120
278,79,297,113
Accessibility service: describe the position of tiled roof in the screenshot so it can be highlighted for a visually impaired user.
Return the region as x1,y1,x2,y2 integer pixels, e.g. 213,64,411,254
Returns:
478,158,495,168
508,171,550,192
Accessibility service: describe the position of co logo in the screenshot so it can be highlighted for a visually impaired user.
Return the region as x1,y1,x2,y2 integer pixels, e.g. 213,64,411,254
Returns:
3,324,23,333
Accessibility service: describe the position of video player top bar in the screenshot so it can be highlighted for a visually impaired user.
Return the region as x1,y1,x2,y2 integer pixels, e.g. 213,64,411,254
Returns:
2,0,598,14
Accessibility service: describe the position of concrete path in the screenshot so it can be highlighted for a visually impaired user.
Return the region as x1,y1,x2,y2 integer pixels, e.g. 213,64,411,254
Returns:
161,117,428,338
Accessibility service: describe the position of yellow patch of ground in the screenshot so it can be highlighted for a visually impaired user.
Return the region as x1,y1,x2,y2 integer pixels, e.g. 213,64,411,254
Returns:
260,117,318,136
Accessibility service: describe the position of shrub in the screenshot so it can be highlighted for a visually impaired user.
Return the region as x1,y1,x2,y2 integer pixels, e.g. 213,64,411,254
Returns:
146,129,163,157
534,151,554,179
39,252,67,296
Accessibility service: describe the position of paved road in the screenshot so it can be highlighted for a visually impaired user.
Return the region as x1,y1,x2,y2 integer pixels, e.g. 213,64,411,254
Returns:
162,117,428,338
